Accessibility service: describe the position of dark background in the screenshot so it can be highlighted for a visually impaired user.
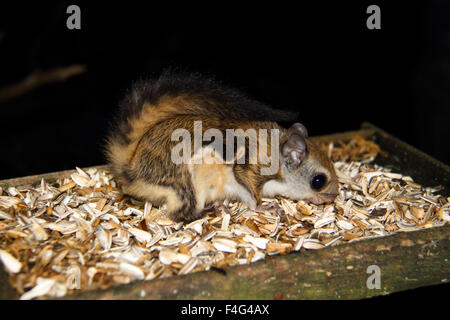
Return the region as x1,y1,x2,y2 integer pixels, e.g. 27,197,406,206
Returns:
0,1,449,179
0,0,449,300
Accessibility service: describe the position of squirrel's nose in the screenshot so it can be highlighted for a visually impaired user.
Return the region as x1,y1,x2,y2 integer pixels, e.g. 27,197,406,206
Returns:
306,192,337,205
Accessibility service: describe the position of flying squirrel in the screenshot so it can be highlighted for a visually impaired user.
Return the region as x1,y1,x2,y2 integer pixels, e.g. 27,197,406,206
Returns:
105,71,338,222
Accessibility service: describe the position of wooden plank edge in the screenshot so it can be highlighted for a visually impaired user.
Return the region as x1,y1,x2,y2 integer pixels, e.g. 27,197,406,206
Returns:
65,224,450,300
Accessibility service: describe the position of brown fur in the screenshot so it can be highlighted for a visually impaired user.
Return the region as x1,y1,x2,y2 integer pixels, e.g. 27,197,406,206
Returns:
106,72,337,222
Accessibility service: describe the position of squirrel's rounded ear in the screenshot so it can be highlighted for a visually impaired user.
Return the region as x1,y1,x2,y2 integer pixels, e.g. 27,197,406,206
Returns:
289,122,308,138
282,123,308,168
282,134,306,167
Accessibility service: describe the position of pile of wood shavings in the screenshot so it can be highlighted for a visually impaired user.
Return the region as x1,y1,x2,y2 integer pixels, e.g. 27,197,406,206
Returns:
0,136,449,299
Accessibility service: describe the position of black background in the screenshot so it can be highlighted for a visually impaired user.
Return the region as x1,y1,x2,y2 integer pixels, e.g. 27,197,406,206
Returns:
0,1,449,179
0,0,449,301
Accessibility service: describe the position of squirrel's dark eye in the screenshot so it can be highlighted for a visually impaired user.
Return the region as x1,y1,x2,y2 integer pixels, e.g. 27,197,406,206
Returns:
311,173,327,190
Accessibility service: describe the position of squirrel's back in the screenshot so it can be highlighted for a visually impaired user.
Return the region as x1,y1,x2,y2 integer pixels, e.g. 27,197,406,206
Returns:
105,71,296,186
